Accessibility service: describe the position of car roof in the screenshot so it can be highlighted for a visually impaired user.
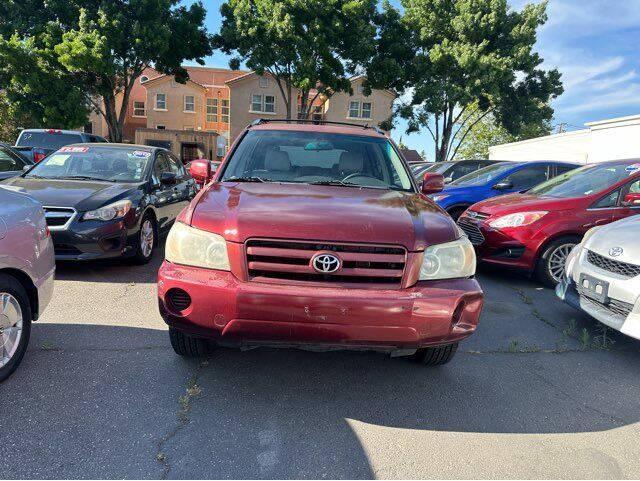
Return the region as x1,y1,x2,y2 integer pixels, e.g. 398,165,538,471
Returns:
248,121,388,139
19,129,88,135
63,143,158,151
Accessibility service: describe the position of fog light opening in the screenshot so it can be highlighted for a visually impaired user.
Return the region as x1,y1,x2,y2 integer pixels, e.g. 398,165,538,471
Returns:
166,288,192,313
451,300,466,328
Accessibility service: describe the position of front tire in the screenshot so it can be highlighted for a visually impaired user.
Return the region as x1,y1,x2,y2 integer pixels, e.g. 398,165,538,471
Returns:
132,213,157,264
0,273,32,383
535,236,580,288
169,328,209,357
410,343,458,366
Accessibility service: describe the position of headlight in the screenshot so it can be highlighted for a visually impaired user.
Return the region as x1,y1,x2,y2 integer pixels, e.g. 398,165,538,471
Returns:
430,194,449,202
488,211,548,229
165,222,230,270
82,200,132,221
419,236,476,280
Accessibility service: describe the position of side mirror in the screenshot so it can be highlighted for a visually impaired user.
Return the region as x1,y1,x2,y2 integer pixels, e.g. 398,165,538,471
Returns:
160,172,177,185
444,177,453,184
188,158,212,186
421,173,445,195
493,180,513,191
622,192,640,206
22,165,31,172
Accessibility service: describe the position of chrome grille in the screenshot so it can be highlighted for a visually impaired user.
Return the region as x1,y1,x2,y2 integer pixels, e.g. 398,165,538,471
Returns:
579,293,634,320
245,239,406,287
586,250,640,278
43,206,75,229
457,216,485,245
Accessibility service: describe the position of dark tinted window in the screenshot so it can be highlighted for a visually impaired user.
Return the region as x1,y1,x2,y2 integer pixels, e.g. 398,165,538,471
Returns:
17,131,82,149
503,164,550,191
0,147,24,172
447,162,479,181
555,164,578,175
593,189,620,208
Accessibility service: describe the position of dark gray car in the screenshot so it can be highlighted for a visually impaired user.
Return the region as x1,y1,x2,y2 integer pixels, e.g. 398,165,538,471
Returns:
0,143,33,181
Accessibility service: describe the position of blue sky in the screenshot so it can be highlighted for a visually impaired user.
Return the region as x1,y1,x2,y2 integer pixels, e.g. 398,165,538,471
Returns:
191,0,640,159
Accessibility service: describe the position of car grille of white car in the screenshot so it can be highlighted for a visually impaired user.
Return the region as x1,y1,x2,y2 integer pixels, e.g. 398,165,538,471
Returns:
586,250,640,279
579,291,634,320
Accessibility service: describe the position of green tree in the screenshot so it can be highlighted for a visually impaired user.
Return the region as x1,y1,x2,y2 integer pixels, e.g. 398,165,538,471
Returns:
0,0,212,142
366,0,563,162
454,109,551,159
214,0,377,120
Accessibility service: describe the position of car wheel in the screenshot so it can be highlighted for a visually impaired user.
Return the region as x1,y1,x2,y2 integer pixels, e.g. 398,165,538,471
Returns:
535,236,580,288
410,343,458,366
169,328,210,357
447,207,468,222
0,273,32,383
132,214,157,264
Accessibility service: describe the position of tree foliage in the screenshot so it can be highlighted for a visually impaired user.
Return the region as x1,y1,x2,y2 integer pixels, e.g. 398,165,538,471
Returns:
366,0,563,162
0,0,212,142
213,0,377,120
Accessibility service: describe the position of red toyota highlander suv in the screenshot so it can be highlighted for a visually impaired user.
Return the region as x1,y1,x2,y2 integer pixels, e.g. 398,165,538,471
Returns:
157,121,483,366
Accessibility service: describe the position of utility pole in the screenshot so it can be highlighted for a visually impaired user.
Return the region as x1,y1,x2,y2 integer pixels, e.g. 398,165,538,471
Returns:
556,122,567,134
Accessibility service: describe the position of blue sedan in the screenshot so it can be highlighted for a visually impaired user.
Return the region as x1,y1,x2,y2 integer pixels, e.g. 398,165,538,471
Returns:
430,160,580,220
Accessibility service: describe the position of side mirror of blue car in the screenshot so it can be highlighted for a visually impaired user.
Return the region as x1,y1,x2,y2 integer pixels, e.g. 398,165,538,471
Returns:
493,180,513,191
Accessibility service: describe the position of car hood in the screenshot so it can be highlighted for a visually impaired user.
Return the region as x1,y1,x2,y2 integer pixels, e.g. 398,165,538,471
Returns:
584,216,640,265
190,182,459,251
470,193,585,216
4,177,142,211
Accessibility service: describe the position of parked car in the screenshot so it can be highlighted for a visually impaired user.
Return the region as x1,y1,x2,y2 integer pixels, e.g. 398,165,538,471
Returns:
0,142,33,180
432,160,580,220
0,185,55,382
4,144,196,262
458,159,640,287
557,216,640,341
14,129,108,163
413,159,501,185
157,120,484,366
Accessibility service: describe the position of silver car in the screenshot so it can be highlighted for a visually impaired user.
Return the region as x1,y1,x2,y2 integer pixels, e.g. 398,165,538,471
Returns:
557,215,640,341
0,185,55,382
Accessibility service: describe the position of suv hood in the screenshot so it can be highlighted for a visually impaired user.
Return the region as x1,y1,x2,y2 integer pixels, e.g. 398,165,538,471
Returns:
190,182,458,251
471,192,585,216
4,177,141,211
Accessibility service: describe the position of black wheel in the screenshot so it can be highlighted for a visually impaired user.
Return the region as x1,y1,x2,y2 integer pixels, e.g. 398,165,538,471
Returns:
410,343,458,366
0,273,32,383
132,213,157,264
169,328,209,357
535,236,580,288
447,206,468,222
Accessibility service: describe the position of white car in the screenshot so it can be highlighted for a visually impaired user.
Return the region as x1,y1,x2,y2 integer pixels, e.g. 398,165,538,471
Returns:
0,186,55,382
557,215,640,340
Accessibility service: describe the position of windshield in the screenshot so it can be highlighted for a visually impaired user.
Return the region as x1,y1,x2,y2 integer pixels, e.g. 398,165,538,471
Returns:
424,161,456,175
220,130,413,191
451,162,519,186
25,146,152,182
529,161,640,198
17,131,81,150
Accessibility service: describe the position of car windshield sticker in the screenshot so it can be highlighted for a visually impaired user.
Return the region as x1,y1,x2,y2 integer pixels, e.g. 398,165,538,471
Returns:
625,163,640,173
45,154,70,166
132,150,151,158
58,146,89,153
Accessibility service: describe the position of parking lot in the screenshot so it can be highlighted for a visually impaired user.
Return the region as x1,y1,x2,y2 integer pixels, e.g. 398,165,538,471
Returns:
2,247,640,479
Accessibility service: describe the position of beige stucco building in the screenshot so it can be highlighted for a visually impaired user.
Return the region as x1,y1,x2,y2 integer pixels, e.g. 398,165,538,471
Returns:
88,67,395,162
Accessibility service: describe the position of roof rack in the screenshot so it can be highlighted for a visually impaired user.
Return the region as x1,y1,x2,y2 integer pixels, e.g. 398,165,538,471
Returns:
249,118,385,135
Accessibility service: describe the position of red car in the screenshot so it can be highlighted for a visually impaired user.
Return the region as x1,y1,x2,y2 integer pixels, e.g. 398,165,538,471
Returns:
157,120,483,366
458,159,640,287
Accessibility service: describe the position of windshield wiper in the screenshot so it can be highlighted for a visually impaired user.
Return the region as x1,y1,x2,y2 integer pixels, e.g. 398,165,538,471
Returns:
58,175,114,182
225,176,267,183
308,180,362,188
24,174,50,179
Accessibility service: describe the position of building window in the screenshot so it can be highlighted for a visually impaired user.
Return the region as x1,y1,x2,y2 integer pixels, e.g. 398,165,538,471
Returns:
348,100,372,119
206,98,218,122
184,126,194,131
155,93,167,110
156,125,166,130
259,77,269,88
184,95,195,113
357,85,365,95
216,136,228,157
348,101,360,118
140,75,149,83
221,99,230,123
361,102,372,119
251,94,275,114
133,101,146,117
298,104,324,121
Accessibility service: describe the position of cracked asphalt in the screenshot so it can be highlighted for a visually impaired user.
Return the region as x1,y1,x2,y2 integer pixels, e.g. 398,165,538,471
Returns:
2,250,640,479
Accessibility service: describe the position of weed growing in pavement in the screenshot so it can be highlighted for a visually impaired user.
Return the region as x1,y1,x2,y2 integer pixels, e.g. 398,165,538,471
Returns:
508,340,519,352
592,325,615,350
579,328,591,350
562,319,577,338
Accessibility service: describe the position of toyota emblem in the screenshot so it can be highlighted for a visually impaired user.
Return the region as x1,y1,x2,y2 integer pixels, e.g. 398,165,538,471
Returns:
311,252,341,273
609,246,624,257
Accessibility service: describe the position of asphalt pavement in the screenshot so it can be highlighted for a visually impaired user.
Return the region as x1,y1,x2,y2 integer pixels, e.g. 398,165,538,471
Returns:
2,250,640,479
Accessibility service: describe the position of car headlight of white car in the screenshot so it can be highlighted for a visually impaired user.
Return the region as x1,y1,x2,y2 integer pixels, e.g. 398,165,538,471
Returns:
420,234,476,280
165,221,230,270
488,211,548,229
83,200,132,221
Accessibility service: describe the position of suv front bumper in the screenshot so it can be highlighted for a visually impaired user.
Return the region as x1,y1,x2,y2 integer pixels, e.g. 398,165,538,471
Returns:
158,262,484,350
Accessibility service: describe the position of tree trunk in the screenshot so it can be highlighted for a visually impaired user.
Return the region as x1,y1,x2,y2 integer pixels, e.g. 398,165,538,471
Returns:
103,93,122,143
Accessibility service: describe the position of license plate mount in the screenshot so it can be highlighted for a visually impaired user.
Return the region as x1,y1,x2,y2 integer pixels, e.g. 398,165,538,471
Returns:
578,273,609,304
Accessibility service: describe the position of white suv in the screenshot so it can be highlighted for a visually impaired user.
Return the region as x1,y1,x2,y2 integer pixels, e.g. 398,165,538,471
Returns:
557,215,640,340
